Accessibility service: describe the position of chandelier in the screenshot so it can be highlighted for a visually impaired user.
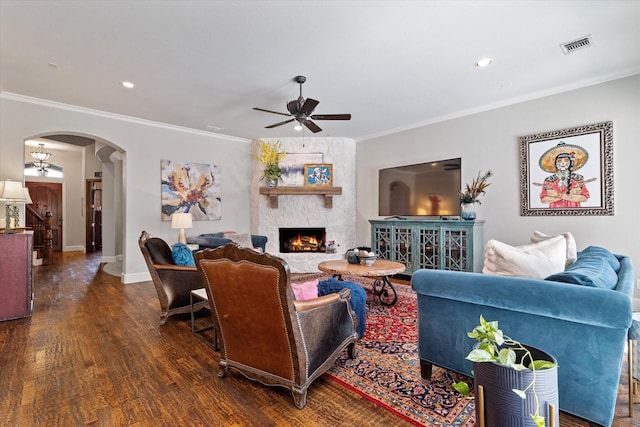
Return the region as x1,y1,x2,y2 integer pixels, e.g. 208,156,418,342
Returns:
31,143,52,176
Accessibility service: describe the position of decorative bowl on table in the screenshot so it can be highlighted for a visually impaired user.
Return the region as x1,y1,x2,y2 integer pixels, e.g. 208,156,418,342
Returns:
358,254,377,266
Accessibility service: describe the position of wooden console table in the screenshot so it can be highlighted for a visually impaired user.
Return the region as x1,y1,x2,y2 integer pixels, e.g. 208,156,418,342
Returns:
259,186,342,208
369,219,484,274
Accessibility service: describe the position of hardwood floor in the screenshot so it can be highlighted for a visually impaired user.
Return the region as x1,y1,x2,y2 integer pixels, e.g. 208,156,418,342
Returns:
0,251,636,426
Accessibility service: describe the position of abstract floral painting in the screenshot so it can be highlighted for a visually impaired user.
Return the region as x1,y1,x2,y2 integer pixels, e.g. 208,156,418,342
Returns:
161,159,221,221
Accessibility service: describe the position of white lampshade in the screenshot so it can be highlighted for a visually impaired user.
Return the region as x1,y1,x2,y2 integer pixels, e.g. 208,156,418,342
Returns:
23,187,33,204
171,212,193,244
0,180,28,202
1,180,30,233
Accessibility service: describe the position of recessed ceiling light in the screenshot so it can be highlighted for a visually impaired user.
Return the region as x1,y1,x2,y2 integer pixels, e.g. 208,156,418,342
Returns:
121,81,135,89
48,62,58,69
474,58,493,68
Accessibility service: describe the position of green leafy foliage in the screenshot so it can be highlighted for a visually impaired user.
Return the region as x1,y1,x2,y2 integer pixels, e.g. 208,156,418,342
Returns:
455,315,557,427
532,414,546,427
452,381,470,397
531,359,557,370
253,139,285,181
262,163,283,181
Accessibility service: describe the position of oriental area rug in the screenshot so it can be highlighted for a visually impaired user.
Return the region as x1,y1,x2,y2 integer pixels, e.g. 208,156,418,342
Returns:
292,273,475,426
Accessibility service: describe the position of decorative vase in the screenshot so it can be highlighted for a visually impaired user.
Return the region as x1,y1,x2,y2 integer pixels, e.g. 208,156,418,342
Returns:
346,250,359,264
473,344,559,427
267,178,278,188
460,203,476,220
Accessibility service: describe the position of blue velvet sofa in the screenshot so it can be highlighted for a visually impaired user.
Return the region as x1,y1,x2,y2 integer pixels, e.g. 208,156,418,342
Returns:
411,248,634,427
187,232,267,253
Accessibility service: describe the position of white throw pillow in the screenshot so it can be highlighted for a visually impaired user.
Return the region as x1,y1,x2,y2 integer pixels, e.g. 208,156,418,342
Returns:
223,232,255,249
482,235,567,279
530,230,577,267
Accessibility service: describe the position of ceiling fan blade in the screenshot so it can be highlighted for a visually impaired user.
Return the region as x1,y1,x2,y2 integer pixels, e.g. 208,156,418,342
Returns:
286,100,300,115
299,98,319,115
253,107,292,117
303,120,322,133
311,113,351,121
265,118,295,129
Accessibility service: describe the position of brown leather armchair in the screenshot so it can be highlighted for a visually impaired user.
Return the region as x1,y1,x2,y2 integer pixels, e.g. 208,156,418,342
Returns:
195,244,358,409
138,231,208,325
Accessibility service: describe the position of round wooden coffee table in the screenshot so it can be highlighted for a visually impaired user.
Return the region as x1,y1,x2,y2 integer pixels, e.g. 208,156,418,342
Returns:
317,259,406,306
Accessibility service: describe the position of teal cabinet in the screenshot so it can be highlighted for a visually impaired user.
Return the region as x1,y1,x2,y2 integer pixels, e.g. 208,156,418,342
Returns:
369,219,484,274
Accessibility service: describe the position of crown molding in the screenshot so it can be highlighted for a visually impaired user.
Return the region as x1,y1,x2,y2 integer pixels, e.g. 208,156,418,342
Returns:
0,92,251,144
356,68,640,142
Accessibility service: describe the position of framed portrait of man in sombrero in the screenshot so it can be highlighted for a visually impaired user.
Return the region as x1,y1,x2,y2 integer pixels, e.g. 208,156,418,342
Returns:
518,121,613,216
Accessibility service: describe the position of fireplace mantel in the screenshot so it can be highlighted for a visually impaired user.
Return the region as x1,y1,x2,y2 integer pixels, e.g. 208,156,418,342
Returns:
259,186,342,208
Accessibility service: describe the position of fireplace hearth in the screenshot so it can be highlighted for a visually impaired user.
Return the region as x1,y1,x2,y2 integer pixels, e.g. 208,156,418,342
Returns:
279,227,326,253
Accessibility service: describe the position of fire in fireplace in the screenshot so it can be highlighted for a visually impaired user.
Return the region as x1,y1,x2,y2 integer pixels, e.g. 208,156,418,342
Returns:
279,227,326,253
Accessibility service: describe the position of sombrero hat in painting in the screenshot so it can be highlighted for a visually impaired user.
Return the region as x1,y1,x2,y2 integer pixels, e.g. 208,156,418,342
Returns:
538,142,589,173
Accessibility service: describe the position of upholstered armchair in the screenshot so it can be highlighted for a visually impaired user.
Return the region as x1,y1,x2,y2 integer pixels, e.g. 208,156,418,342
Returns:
138,231,208,325
194,244,358,409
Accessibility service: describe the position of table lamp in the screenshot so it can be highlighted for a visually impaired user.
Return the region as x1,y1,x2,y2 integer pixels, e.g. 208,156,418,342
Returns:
0,180,32,233
171,212,193,244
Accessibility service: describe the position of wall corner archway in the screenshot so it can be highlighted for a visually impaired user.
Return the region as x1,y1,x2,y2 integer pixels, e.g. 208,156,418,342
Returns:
23,133,125,277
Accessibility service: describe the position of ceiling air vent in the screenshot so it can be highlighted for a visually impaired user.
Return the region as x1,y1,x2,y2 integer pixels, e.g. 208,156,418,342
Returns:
560,35,593,55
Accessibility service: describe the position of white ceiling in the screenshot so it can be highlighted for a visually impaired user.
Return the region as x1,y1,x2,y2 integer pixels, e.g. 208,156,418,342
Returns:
2,1,639,142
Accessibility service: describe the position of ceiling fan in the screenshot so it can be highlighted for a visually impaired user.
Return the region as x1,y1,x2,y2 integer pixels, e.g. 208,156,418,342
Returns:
253,75,351,133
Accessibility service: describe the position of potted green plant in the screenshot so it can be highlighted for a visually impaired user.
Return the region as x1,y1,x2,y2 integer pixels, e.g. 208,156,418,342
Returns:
452,315,558,427
459,170,493,220
253,139,286,187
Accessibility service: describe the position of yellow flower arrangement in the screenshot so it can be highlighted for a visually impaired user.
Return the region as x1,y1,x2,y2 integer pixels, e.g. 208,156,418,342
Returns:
253,140,286,181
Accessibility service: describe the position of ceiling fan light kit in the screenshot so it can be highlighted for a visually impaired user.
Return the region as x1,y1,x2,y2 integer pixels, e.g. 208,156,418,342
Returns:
254,75,351,133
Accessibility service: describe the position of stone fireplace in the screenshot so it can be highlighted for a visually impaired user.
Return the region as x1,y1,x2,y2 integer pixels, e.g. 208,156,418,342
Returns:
250,137,357,273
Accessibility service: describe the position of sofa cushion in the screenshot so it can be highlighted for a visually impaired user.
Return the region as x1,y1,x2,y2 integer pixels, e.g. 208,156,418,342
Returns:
223,232,254,248
482,235,567,279
171,243,195,266
530,230,578,267
545,246,620,290
291,280,319,301
187,232,267,252
199,232,225,239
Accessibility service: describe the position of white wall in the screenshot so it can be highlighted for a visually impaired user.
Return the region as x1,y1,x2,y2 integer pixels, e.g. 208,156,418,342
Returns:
85,143,102,180
357,74,640,294
1,94,251,283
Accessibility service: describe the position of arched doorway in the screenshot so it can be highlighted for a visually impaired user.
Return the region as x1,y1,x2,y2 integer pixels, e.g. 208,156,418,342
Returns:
23,134,125,273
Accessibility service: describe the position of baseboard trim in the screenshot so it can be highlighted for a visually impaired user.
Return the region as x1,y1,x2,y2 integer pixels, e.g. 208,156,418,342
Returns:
123,271,151,284
101,255,119,263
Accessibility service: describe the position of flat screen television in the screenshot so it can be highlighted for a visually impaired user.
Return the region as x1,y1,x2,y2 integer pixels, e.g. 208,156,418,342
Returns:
378,158,461,217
